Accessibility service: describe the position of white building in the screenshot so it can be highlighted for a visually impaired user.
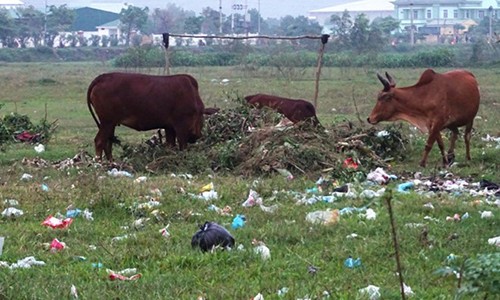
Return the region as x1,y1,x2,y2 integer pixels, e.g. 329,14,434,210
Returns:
0,0,24,9
309,0,395,28
394,0,499,36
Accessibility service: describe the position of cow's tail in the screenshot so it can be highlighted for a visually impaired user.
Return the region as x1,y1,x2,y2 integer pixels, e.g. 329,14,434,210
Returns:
307,103,321,127
86,77,101,129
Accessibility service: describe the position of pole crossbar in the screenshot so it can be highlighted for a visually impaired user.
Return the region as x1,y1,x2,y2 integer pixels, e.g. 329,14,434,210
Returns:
168,33,325,40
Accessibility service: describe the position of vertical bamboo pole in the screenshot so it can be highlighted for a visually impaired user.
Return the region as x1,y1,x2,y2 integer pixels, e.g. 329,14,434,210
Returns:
162,33,171,75
313,34,329,110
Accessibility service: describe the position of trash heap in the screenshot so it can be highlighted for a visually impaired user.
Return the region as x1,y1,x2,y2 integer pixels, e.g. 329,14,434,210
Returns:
121,98,409,178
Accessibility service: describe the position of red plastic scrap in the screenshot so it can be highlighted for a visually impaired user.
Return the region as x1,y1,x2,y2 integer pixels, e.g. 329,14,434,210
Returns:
109,272,142,281
343,157,359,169
41,215,73,229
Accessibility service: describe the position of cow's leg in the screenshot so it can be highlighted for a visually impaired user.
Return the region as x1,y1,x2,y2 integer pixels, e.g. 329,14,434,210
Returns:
435,133,448,167
464,121,474,161
94,124,114,161
447,127,459,163
104,127,116,161
164,126,176,148
420,126,443,167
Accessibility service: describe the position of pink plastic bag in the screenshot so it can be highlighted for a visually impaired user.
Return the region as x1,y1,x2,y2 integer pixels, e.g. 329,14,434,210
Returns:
42,215,73,229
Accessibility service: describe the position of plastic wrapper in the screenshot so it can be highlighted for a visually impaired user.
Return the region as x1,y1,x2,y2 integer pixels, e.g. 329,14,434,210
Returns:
42,215,73,229
231,214,246,229
2,207,24,218
344,256,362,268
358,285,380,300
242,189,263,207
191,222,235,252
252,239,271,260
49,238,66,252
305,210,339,225
108,270,142,281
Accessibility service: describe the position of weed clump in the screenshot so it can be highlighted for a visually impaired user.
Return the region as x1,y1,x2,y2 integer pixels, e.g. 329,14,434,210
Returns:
0,107,57,146
120,96,408,180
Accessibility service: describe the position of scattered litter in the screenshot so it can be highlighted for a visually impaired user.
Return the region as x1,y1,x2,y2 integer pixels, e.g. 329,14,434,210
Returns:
251,293,264,300
252,239,271,260
346,233,359,239
200,182,214,193
2,207,24,218
49,238,66,252
132,217,150,230
361,208,377,220
70,285,78,299
41,215,73,229
159,224,171,238
275,168,293,180
134,176,147,183
344,256,362,268
3,199,19,206
231,214,246,229
111,234,134,242
20,173,33,181
367,168,396,185
208,204,232,216
488,236,500,247
82,209,94,221
403,283,415,297
306,209,339,225
242,189,263,207
423,203,434,210
107,168,133,178
343,157,359,169
137,200,161,210
277,287,289,296
480,211,494,219
259,204,278,214
8,256,46,269
0,237,4,256
91,262,103,268
397,182,415,193
358,285,381,300
307,265,319,275
66,209,81,218
34,144,45,153
108,269,142,281
359,188,386,199
191,222,235,252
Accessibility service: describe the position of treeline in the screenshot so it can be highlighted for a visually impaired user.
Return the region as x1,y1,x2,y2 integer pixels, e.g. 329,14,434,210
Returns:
0,41,497,68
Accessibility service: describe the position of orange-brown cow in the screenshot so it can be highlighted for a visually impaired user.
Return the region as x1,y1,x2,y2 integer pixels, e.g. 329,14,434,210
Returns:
367,69,480,167
87,73,205,161
244,94,320,126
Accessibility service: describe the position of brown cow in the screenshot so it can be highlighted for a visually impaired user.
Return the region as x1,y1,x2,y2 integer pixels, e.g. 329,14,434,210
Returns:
244,94,320,126
87,72,205,161
367,69,480,167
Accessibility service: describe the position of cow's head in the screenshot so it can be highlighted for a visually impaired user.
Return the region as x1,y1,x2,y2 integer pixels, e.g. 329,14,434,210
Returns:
367,72,397,125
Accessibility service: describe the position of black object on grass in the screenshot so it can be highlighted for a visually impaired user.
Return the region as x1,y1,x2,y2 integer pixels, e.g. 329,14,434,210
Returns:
191,222,235,252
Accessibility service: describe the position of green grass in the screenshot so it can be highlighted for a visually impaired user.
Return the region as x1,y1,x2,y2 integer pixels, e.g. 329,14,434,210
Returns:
0,63,499,299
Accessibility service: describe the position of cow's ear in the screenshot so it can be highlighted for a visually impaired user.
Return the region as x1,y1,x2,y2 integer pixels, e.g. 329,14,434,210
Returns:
385,72,396,87
377,73,391,92
378,91,394,102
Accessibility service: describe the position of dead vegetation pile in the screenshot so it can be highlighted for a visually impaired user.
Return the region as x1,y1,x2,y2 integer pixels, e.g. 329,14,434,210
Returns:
120,98,409,179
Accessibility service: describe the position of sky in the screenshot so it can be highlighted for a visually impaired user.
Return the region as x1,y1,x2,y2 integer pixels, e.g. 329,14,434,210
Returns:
22,0,353,18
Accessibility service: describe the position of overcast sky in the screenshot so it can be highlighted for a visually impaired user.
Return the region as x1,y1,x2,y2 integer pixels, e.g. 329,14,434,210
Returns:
23,0,352,18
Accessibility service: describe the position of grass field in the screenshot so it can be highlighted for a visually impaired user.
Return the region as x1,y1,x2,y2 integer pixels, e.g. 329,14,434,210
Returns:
0,62,499,299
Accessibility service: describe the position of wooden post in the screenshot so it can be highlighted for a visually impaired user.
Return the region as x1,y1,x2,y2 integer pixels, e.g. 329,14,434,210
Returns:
313,34,329,110
162,33,170,75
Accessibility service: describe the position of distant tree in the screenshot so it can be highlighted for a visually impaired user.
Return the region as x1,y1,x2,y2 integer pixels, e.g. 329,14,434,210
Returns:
184,15,203,34
120,5,149,46
201,7,221,34
0,9,16,47
14,6,45,47
150,4,194,34
371,16,400,36
278,15,322,36
350,14,371,53
329,10,352,50
247,8,267,34
45,5,75,47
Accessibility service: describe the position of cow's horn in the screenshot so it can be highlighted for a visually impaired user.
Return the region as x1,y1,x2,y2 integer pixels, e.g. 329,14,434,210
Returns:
385,72,396,87
377,73,391,91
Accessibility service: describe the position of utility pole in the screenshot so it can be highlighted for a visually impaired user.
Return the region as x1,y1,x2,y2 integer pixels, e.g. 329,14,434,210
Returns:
219,0,223,34
257,0,261,34
489,6,493,42
43,0,48,46
410,2,414,46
